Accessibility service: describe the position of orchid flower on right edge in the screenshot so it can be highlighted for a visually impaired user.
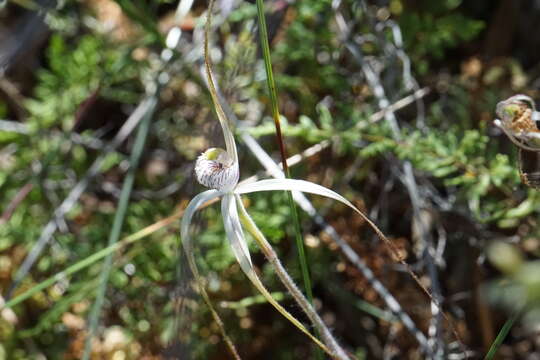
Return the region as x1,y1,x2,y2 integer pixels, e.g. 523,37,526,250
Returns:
181,1,424,359
494,94,540,189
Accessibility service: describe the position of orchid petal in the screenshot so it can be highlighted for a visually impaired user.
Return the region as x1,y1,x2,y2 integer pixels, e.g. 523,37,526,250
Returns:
204,3,238,165
235,195,338,357
180,189,221,270
237,180,458,351
235,179,391,249
236,179,356,207
220,194,331,355
221,194,252,271
179,189,241,359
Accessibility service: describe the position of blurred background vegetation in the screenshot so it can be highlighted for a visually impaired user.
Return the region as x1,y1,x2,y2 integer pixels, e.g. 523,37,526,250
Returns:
1,0,540,359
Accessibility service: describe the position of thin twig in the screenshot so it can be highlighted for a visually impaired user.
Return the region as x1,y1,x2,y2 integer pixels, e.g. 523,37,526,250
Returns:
0,119,29,134
347,31,445,358
0,182,33,225
232,89,430,184
365,87,430,125
334,3,460,357
0,78,28,120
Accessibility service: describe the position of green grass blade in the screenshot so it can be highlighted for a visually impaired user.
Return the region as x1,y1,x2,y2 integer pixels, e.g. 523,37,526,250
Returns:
4,194,203,310
254,3,320,356
82,96,157,360
5,243,122,310
484,310,521,360
254,0,314,308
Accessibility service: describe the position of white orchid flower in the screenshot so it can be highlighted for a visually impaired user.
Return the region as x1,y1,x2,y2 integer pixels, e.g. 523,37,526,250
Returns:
181,44,386,357
182,141,381,358
180,81,347,356
181,2,410,358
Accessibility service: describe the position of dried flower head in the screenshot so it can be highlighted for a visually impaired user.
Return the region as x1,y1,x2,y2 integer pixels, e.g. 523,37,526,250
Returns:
496,95,538,134
494,94,540,189
494,94,540,152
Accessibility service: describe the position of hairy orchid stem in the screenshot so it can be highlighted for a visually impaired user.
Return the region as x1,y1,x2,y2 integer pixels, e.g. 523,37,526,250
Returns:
239,257,332,357
236,195,350,360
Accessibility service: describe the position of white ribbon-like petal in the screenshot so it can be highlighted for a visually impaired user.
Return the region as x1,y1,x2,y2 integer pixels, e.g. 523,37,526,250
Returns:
179,189,243,359
221,194,253,271
235,178,432,311
181,189,222,269
236,179,356,208
235,178,391,243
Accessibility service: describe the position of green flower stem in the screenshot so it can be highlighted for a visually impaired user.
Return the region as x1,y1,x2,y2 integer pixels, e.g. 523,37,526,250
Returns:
204,0,238,163
255,0,315,315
